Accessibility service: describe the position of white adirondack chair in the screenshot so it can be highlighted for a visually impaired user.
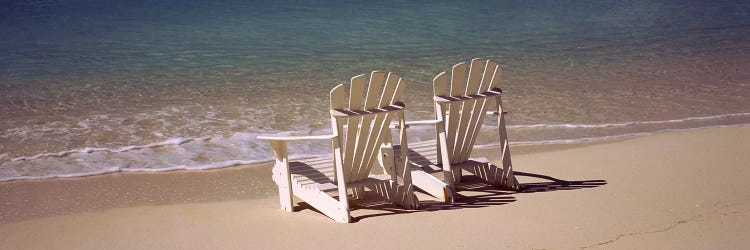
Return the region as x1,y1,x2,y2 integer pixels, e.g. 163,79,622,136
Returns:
257,71,419,223
398,58,519,201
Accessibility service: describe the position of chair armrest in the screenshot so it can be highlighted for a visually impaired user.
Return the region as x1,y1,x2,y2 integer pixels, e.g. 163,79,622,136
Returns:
257,134,337,141
389,119,442,129
257,133,337,162
406,119,442,126
486,111,509,116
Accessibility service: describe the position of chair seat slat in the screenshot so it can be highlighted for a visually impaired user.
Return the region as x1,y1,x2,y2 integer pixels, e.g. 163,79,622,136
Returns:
330,103,405,117
433,88,502,103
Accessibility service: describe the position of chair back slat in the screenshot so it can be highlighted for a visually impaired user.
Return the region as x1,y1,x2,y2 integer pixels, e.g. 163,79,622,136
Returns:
453,58,487,161
342,74,366,181
392,75,406,104
352,72,384,180
460,59,498,160
489,63,503,90
449,62,467,96
331,72,405,183
464,60,502,158
379,73,401,107
330,84,346,110
444,62,467,162
461,60,500,159
364,71,386,109
434,58,504,164
368,73,403,173
356,112,392,179
480,60,498,92
465,58,485,95
349,74,367,109
433,71,449,97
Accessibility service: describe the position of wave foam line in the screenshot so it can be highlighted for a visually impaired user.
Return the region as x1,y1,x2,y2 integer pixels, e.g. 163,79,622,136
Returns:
508,112,750,129
2,124,746,182
6,112,749,164
476,123,750,148
1,150,333,182
11,136,209,162
0,159,270,182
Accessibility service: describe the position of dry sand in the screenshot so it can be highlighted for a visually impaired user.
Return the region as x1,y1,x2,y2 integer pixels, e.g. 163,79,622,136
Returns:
1,125,749,249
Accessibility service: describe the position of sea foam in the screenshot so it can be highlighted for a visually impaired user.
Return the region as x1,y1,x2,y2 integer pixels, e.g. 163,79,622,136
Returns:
1,112,748,182
507,112,750,129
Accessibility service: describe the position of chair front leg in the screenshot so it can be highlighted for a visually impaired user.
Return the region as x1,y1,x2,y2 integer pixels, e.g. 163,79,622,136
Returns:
380,144,398,181
436,122,457,187
395,113,419,209
270,140,293,212
494,95,519,191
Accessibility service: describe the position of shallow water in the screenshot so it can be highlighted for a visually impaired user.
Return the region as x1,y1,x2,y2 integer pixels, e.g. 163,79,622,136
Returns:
1,0,749,180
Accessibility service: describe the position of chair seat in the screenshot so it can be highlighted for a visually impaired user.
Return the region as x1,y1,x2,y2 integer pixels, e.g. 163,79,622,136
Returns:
393,140,441,173
394,140,491,174
260,71,418,222
289,157,337,191
288,157,393,192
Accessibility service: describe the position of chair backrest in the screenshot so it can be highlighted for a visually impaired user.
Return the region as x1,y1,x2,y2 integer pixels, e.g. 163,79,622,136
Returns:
432,58,503,164
329,71,406,183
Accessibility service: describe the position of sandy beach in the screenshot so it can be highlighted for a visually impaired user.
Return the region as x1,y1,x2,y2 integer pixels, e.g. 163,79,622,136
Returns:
0,125,747,249
3,1,749,249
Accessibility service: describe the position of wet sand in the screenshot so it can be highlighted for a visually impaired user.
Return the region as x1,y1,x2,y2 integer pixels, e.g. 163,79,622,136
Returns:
1,125,749,249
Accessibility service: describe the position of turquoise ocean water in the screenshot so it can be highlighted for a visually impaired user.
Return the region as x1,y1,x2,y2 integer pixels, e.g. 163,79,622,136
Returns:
1,0,749,180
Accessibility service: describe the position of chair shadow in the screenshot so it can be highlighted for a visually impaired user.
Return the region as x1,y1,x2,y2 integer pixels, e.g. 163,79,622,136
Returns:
294,171,607,222
402,148,442,173
287,162,335,184
513,171,608,193
349,177,518,222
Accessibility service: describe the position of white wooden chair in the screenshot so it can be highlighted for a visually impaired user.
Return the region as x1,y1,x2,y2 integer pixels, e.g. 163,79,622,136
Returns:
397,58,519,201
257,71,419,223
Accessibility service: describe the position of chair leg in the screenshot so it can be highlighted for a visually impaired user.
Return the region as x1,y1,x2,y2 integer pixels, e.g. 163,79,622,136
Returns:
278,185,294,212
412,169,454,203
502,167,519,191
269,141,294,212
374,136,419,209
398,182,419,209
464,162,519,191
353,186,366,199
452,167,462,185
272,164,294,212
287,181,350,223
442,164,462,187
366,181,419,210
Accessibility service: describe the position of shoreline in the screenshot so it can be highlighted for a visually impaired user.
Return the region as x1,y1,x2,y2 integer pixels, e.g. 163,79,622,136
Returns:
1,125,749,249
0,125,746,221
3,119,748,183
